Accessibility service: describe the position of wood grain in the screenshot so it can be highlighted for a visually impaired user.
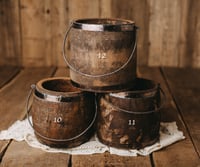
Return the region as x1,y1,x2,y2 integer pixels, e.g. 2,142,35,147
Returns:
68,0,100,21
149,0,181,67
163,67,200,156
185,0,200,68
72,152,152,167
111,0,149,66
137,66,200,167
0,0,21,66
1,141,70,167
1,0,200,68
0,67,71,166
20,0,53,67
0,67,55,161
0,66,20,88
0,67,55,129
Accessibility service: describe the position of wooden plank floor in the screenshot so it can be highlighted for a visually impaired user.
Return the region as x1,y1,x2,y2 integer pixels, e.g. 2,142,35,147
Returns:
0,66,199,167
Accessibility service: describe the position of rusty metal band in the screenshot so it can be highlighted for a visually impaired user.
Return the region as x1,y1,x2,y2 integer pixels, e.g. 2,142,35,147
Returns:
26,84,97,142
34,88,81,102
72,18,135,32
62,23,138,78
103,87,166,115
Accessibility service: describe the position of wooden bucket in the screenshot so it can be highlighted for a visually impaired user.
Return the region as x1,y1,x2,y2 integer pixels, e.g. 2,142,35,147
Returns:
96,78,165,149
63,18,138,92
27,77,96,148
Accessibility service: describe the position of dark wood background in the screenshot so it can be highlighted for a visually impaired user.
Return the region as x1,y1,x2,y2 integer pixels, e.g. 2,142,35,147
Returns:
0,0,199,68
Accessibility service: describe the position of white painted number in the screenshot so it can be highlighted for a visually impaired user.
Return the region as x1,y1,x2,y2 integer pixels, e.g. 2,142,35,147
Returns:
54,117,62,123
97,52,106,59
128,120,135,126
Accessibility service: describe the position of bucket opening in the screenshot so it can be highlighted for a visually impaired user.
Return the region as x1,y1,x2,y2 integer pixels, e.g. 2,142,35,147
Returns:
74,18,134,25
109,78,159,99
41,79,79,93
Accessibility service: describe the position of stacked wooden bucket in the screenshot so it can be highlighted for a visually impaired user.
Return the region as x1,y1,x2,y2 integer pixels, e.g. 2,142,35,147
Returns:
28,18,164,149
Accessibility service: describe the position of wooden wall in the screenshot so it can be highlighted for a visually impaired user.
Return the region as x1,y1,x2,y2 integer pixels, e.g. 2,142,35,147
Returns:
0,0,200,68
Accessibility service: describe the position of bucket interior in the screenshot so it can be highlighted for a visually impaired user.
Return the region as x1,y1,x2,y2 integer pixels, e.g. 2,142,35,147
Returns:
110,78,158,99
105,78,160,112
42,79,79,93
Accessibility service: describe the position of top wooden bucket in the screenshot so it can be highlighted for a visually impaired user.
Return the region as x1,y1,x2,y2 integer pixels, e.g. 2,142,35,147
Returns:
63,18,138,92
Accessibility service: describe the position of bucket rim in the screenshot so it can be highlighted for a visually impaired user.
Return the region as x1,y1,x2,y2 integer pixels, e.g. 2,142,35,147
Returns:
108,78,160,99
35,77,83,98
72,18,136,31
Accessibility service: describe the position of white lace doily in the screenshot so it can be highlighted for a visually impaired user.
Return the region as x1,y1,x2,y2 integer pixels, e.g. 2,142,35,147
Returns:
0,118,185,156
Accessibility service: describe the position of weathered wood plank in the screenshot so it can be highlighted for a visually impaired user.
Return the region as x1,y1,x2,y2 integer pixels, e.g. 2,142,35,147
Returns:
111,0,149,66
1,141,70,167
185,0,200,68
68,0,100,22
148,0,185,67
0,67,71,166
0,67,55,130
0,0,21,66
20,0,53,67
0,67,55,162
138,66,200,167
72,152,151,167
163,67,200,156
51,0,68,67
0,66,20,88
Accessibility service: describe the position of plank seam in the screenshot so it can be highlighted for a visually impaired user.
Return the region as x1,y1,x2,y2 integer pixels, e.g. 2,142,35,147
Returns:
68,155,72,167
150,154,155,167
0,140,12,163
0,67,22,90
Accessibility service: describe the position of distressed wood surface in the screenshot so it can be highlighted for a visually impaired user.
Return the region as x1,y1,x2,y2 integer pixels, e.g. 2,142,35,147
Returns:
20,0,53,67
163,67,200,156
1,0,200,68
1,141,70,167
1,67,72,166
0,67,199,166
138,66,200,167
0,67,55,162
0,0,21,66
111,0,149,66
0,66,20,88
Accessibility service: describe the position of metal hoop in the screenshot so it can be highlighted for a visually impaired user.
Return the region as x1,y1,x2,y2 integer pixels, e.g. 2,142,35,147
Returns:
26,84,97,142
103,87,166,115
62,22,138,78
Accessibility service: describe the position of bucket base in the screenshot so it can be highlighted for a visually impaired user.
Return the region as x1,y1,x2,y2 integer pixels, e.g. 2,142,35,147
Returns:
34,129,94,148
97,133,159,149
71,80,135,93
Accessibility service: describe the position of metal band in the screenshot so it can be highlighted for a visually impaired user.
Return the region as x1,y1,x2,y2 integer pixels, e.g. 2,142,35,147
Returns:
72,18,136,32
103,87,166,115
34,88,81,102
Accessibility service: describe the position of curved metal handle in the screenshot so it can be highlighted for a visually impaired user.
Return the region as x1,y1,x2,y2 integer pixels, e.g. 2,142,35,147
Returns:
62,23,138,78
103,87,166,115
26,84,97,142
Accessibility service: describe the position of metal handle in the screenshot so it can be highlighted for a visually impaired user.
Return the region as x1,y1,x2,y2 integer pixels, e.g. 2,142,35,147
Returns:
26,84,97,142
62,23,138,78
103,87,166,115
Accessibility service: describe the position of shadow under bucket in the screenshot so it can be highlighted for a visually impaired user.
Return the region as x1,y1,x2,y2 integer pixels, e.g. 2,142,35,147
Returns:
63,18,138,92
97,78,165,149
27,77,96,148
